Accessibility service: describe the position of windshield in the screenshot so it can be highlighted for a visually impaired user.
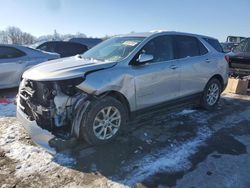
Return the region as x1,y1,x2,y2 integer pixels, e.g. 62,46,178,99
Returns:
82,36,145,62
233,39,250,53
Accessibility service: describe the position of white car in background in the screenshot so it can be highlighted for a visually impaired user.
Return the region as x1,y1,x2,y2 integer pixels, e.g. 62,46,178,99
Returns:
0,44,60,89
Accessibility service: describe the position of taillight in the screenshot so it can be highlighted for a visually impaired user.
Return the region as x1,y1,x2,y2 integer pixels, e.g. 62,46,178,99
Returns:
225,55,230,63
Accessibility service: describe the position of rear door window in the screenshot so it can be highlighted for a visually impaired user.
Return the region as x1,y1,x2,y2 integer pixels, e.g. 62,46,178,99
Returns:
174,36,201,59
203,38,223,53
0,46,26,59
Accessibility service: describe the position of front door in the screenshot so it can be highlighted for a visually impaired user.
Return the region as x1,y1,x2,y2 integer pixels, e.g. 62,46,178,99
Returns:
133,35,180,110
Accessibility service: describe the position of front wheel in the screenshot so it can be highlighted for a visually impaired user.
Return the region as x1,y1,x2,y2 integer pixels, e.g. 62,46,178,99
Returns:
200,78,222,110
79,96,128,145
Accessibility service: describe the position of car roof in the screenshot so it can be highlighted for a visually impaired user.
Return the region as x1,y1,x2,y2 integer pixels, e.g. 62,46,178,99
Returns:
119,31,218,40
42,41,84,45
0,43,51,55
0,44,27,48
36,41,88,49
69,38,102,47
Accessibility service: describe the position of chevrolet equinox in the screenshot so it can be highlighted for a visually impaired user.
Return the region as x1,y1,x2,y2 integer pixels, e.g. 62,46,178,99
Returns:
17,31,228,145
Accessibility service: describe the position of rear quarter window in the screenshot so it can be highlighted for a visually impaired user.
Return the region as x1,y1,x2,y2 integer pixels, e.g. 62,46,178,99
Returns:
203,38,223,53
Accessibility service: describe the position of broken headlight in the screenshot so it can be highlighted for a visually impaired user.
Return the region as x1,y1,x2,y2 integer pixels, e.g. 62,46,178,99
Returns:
57,77,85,96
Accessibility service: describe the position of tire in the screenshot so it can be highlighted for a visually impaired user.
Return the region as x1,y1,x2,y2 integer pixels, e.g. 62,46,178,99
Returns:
200,78,222,110
79,96,128,145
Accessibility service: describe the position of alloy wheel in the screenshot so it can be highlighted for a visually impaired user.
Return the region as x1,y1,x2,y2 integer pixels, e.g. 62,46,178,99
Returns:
93,106,121,140
206,83,220,106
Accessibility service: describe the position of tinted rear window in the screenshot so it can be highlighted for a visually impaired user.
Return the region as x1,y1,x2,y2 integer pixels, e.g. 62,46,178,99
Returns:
37,42,57,52
56,42,88,57
174,36,207,59
37,42,88,57
203,38,223,53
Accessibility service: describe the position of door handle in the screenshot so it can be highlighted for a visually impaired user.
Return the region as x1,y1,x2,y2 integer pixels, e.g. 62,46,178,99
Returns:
205,59,211,63
169,65,178,70
17,60,23,64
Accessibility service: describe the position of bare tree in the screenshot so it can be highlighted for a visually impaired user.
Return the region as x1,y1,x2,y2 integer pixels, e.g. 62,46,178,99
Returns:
2,26,35,45
21,32,35,45
0,31,8,44
2,26,92,45
75,32,87,38
53,29,60,41
6,26,23,44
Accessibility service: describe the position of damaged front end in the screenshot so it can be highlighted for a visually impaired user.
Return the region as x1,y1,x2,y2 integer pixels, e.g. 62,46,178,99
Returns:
17,78,90,148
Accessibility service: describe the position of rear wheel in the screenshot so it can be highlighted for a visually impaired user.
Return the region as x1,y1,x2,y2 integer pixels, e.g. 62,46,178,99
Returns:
200,78,222,110
79,96,128,145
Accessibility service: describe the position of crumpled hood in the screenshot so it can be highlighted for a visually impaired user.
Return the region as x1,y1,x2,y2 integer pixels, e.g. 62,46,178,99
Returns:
23,56,117,81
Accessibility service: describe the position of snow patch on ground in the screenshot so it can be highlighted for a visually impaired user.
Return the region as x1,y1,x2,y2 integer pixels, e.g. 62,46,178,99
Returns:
0,118,76,178
177,109,196,116
0,98,16,117
53,153,76,166
118,127,212,186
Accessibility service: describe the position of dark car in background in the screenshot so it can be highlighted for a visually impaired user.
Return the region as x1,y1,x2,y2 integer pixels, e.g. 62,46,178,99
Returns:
36,41,88,58
226,38,250,77
221,36,246,53
69,38,102,49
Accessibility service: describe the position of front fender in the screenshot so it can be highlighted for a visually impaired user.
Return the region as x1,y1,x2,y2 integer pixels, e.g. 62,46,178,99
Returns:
76,67,136,112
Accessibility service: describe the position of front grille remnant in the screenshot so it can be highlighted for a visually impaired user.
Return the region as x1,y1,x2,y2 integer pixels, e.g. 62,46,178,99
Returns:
19,80,55,129
18,79,83,135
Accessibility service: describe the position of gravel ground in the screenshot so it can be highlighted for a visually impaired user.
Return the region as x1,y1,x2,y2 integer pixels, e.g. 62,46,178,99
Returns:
0,89,250,188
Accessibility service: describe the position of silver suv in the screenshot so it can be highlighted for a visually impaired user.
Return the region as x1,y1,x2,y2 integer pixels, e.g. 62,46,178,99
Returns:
17,31,228,145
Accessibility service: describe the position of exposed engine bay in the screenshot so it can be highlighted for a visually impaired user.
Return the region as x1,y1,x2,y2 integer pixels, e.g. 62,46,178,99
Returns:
18,78,88,138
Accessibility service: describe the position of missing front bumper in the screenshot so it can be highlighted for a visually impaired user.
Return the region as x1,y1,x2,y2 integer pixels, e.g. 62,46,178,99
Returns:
16,106,56,153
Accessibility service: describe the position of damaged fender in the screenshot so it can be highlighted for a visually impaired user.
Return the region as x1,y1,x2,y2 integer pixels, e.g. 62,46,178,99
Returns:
76,65,136,112
71,96,91,138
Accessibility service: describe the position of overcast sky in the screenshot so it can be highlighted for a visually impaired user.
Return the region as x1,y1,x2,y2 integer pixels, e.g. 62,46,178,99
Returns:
0,0,250,41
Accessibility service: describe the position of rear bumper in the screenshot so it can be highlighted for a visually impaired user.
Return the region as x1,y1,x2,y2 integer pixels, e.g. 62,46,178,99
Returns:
16,104,56,153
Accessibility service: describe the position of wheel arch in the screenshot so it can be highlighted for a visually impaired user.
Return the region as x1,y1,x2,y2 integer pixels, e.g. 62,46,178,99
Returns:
208,74,225,91
98,90,131,119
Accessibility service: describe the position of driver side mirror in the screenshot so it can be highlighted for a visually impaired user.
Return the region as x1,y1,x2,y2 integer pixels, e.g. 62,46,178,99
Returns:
136,53,154,65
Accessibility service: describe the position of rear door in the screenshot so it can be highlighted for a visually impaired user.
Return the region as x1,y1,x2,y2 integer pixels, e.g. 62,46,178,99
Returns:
133,35,180,110
174,35,210,97
0,46,27,88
